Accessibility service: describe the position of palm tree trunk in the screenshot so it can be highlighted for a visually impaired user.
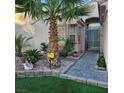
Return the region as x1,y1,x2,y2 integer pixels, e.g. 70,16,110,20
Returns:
48,17,59,59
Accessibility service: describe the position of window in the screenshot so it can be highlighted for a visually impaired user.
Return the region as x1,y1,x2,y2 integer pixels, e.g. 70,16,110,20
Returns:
69,25,76,43
57,26,66,42
69,26,75,35
70,35,75,42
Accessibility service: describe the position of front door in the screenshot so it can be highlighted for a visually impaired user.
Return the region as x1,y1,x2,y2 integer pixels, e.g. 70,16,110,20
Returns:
86,29,100,51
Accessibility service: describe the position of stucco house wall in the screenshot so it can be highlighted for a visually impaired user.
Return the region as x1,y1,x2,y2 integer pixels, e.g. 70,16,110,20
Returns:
100,1,108,67
15,19,49,50
102,13,108,67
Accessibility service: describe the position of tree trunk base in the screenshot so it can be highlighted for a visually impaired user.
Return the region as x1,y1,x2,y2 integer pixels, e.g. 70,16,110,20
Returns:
47,58,61,69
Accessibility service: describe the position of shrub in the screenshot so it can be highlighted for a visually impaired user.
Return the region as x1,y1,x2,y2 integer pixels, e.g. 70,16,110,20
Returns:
40,43,48,54
59,49,68,57
97,55,106,68
59,38,74,57
63,38,75,52
24,49,40,64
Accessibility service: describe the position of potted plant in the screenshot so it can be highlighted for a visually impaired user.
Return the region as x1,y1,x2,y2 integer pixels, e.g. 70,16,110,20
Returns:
23,49,40,70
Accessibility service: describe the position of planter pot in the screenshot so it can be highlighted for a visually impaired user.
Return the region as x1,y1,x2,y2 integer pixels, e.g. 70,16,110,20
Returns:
73,52,79,57
73,54,78,57
22,62,33,70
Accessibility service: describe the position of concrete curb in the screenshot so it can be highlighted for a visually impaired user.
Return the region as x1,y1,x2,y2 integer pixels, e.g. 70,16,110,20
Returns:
59,74,108,88
61,62,75,74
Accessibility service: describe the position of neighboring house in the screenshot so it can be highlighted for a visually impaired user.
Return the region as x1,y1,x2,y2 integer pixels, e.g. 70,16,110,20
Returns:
15,1,108,65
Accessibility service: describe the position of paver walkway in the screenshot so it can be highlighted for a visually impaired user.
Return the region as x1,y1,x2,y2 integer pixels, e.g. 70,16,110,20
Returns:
65,52,108,83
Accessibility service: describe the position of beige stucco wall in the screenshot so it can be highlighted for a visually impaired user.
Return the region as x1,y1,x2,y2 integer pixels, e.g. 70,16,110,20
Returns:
16,19,82,52
33,21,49,49
80,26,86,52
15,20,49,50
102,13,108,67
100,1,108,67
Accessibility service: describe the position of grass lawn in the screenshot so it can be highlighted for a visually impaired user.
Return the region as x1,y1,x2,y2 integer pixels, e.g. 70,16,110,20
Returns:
15,76,108,93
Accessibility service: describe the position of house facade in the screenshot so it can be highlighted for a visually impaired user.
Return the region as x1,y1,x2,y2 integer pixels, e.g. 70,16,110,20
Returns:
15,1,108,64
57,1,108,53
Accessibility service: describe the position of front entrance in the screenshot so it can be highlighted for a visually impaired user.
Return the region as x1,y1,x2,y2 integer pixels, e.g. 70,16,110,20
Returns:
85,29,100,51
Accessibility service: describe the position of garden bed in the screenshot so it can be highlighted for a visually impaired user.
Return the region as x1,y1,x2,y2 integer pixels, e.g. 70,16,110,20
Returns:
15,57,76,74
96,55,107,70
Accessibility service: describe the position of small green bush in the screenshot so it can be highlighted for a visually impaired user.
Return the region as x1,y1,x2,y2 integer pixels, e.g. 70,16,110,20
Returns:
59,38,74,57
63,38,74,52
97,55,106,68
40,43,48,53
24,49,40,64
59,49,68,57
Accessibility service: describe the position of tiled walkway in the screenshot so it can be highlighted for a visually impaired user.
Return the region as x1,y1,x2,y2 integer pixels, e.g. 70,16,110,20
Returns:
65,52,108,83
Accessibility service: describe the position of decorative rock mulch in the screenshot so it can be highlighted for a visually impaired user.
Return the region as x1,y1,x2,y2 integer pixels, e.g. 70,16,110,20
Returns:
16,57,77,76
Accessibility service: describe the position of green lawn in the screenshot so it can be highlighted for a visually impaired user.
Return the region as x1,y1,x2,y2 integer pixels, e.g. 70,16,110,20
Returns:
15,76,108,93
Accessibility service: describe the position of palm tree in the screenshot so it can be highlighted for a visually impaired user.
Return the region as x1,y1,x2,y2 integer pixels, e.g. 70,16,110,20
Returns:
15,34,32,56
15,0,91,59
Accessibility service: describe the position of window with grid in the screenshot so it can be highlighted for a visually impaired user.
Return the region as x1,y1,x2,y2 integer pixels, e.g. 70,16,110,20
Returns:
69,25,76,43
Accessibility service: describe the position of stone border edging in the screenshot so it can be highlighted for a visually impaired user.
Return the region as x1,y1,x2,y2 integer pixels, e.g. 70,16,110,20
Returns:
61,61,77,74
59,74,108,88
16,70,108,88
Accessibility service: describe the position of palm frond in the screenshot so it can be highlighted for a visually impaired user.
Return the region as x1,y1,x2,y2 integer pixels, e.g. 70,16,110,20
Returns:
25,37,33,42
15,34,33,56
62,5,91,21
15,0,91,22
16,0,44,19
